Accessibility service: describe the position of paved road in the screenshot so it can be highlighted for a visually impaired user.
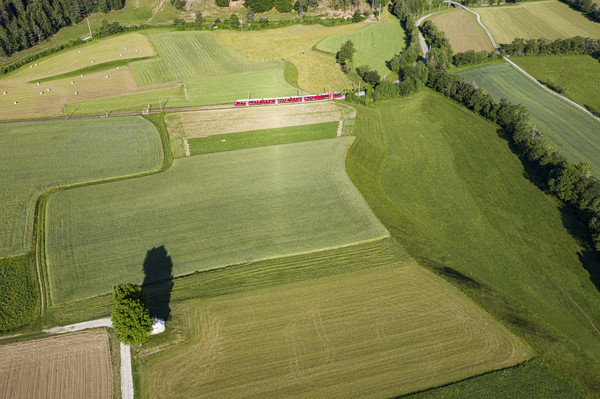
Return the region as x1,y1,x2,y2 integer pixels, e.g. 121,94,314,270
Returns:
416,12,441,58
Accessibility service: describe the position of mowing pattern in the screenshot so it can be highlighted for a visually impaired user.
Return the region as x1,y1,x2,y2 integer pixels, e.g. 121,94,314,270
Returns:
427,8,494,52
131,32,252,85
0,116,162,257
46,138,389,304
315,22,406,76
165,102,356,138
477,1,600,44
137,264,531,398
0,330,112,399
457,62,600,174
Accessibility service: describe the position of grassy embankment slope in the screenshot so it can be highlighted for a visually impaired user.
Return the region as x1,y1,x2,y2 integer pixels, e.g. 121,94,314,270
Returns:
511,55,600,116
477,0,600,44
426,8,493,52
345,90,600,396
0,116,162,258
45,138,389,304
457,63,600,174
314,22,406,76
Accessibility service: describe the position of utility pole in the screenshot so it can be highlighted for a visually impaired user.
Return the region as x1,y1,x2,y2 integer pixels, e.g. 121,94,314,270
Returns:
241,19,243,32
63,105,68,119
159,96,162,111
429,3,431,13
378,4,381,21
87,18,93,39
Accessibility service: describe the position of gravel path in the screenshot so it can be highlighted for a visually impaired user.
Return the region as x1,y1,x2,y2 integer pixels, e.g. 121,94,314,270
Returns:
43,318,112,334
120,343,134,399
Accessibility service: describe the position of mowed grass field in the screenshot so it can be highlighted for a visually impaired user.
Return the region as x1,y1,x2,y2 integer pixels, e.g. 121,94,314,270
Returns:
188,122,339,155
426,8,494,52
0,330,112,398
136,262,531,398
165,102,355,138
512,55,600,116
345,90,600,395
216,24,366,94
45,138,389,304
314,22,406,76
457,62,600,174
477,1,600,44
0,116,161,257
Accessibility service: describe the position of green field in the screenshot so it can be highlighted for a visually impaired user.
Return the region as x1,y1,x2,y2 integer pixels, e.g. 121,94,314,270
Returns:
345,90,600,395
45,138,389,304
457,62,600,174
477,1,600,44
188,122,339,155
315,22,406,76
427,8,494,52
0,116,162,257
135,256,530,398
512,55,600,116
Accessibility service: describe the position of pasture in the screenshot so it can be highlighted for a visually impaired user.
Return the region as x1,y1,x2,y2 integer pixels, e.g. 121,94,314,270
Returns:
187,122,339,155
314,22,406,76
45,138,389,304
216,23,366,94
345,90,600,395
477,1,600,44
457,62,600,174
512,55,600,116
426,8,494,52
0,116,161,258
165,102,355,138
135,263,531,398
0,330,112,398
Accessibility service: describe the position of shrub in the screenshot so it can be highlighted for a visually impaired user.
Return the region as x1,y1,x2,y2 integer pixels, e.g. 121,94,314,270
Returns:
216,0,230,7
275,0,293,12
230,14,240,28
245,0,274,12
170,0,186,9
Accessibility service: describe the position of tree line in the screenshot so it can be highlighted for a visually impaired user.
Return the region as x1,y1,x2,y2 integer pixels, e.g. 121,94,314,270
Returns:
558,0,600,23
0,0,125,57
345,11,600,251
501,36,600,59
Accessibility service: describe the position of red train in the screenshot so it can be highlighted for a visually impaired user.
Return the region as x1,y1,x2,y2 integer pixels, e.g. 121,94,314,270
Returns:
234,92,342,106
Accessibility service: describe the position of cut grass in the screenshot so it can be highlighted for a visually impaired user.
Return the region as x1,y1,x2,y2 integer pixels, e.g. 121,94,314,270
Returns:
164,102,355,138
426,8,494,52
0,116,162,257
135,263,531,398
187,122,338,155
511,54,600,116
216,23,366,94
45,138,389,304
476,0,600,44
345,90,600,395
457,62,600,174
314,22,407,76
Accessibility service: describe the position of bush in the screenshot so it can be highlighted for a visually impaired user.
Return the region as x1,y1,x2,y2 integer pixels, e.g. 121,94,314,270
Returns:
245,0,274,12
352,9,364,22
230,14,240,28
275,0,293,12
356,65,381,85
111,283,153,345
195,11,204,23
216,0,229,7
170,0,186,9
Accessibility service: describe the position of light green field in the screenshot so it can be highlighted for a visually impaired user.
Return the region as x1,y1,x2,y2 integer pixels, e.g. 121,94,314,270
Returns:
345,90,600,395
188,122,339,155
512,55,600,116
477,1,600,44
0,116,161,258
314,22,406,76
135,259,530,398
45,138,389,304
457,62,600,174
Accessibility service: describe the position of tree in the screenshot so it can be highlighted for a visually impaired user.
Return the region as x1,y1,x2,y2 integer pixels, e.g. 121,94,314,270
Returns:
244,0,274,12
352,8,363,22
216,0,230,7
336,40,355,65
230,13,240,28
111,284,152,345
275,0,293,12
195,11,204,23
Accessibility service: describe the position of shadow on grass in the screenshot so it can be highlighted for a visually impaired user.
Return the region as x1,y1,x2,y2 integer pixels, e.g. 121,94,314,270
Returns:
142,246,174,321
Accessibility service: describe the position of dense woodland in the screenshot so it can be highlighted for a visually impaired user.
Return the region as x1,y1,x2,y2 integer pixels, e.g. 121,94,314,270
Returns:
0,0,125,57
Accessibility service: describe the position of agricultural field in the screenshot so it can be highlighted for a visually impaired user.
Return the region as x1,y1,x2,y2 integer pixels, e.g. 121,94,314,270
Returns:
457,62,600,174
187,122,339,155
345,90,600,395
45,138,389,304
511,54,600,116
314,22,406,76
0,330,112,398
135,263,531,398
426,8,494,52
216,23,366,94
0,116,162,258
477,1,600,44
165,102,355,138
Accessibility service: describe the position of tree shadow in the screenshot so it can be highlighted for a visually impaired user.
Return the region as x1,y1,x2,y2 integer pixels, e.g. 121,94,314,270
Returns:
142,246,174,321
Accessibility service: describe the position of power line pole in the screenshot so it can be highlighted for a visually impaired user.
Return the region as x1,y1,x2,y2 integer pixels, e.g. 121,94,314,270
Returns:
62,104,68,119
87,18,93,39
378,4,381,21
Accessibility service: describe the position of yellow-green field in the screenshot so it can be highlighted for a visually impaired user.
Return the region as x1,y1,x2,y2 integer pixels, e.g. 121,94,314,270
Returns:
477,1,600,44
427,8,494,52
216,24,366,94
136,263,531,398
165,102,355,138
